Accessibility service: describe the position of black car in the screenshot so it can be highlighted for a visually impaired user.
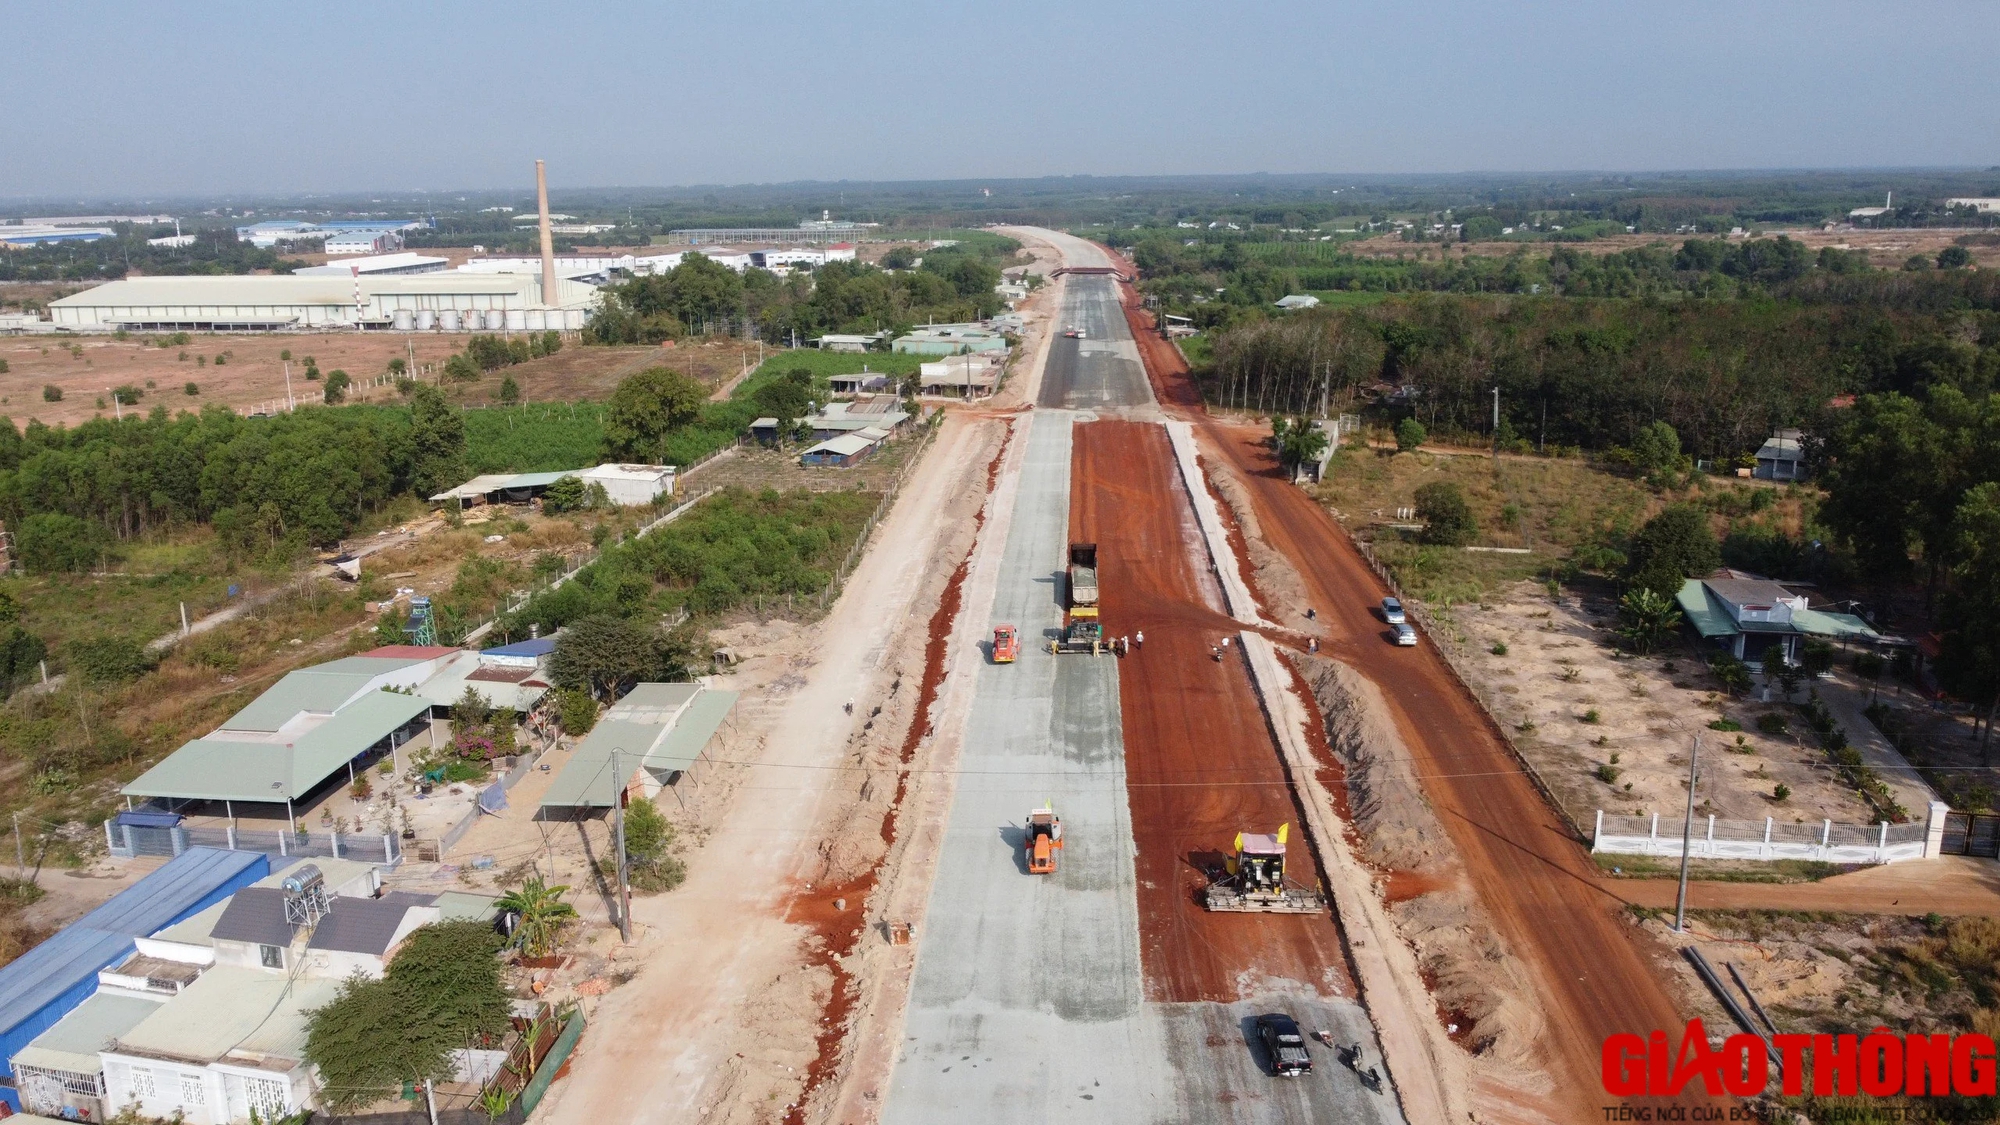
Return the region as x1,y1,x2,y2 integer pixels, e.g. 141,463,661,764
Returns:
1256,1013,1312,1077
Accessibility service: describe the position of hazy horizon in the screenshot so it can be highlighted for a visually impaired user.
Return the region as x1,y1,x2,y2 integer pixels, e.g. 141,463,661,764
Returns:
4,0,1997,199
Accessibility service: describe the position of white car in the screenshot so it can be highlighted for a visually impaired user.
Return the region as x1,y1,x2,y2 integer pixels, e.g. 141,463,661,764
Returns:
1392,623,1418,647
1381,597,1406,624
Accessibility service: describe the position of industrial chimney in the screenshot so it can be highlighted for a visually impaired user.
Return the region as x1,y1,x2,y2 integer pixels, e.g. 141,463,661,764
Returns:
536,159,557,308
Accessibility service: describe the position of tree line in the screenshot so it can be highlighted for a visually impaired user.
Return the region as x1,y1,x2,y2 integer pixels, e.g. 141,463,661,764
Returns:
1131,234,1993,326
585,244,1009,344
0,387,467,566
1194,288,2000,462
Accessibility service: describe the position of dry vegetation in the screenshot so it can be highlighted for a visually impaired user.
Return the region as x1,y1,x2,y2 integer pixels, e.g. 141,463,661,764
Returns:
1344,227,2000,270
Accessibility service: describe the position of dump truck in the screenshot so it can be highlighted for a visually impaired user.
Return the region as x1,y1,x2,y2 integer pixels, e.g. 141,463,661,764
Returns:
1024,804,1063,874
992,624,1020,663
1067,543,1099,610
1201,823,1328,913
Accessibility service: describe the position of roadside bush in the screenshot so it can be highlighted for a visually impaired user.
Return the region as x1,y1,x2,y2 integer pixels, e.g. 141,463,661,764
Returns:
620,798,685,893
1414,481,1476,546
1394,418,1428,452
64,636,156,684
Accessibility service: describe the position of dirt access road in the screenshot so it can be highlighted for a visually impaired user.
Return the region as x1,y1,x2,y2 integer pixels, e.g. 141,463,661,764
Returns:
1119,281,1716,1124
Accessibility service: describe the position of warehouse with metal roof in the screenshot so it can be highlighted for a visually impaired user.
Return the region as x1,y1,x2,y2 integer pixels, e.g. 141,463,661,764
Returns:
541,683,738,811
46,273,599,331
0,848,267,1092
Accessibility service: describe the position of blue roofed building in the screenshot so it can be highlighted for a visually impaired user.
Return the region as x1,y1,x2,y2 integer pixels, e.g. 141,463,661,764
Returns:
0,848,267,1105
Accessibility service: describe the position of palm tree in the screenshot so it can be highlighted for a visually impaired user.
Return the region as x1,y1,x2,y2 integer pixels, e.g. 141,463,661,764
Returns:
1617,587,1683,654
496,876,579,958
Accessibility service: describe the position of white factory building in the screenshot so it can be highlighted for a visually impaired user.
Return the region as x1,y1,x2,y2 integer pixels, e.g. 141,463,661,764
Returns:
46,274,599,332
293,252,448,277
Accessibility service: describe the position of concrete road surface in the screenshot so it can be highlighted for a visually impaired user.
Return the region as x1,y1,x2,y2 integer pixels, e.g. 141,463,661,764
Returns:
885,249,1403,1124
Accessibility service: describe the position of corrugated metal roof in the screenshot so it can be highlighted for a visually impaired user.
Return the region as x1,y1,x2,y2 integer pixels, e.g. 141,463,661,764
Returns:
1675,580,1738,639
803,435,874,458
124,689,429,802
0,849,266,1073
111,968,338,1066
306,893,431,955
482,638,556,658
542,684,721,808
221,656,423,732
209,888,297,948
12,992,166,1077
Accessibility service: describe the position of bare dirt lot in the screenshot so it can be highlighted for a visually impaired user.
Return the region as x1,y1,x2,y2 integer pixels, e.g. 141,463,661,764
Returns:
0,332,765,427
1454,581,1921,829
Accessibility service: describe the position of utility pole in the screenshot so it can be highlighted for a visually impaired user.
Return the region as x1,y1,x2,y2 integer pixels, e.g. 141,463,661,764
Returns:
422,1078,438,1125
1673,736,1701,933
612,749,631,942
283,362,295,412
1491,385,1501,464
13,813,22,876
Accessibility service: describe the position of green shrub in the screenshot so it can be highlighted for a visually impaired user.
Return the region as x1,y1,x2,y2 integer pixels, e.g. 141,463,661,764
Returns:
184,381,199,396
1490,641,1508,656
17,513,111,573
1414,481,1476,546
1755,713,1789,735
1595,764,1621,784
1707,717,1742,731
1582,709,1601,724
65,636,157,683
40,384,60,402
1773,783,1791,802
112,384,142,405
557,688,599,735
1395,418,1427,452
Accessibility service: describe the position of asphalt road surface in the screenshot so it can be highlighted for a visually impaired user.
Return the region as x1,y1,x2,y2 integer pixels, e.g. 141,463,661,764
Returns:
884,256,1402,1124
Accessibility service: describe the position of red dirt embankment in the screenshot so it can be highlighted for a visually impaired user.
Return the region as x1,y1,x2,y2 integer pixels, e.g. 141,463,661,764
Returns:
1117,286,1715,1123
1070,419,1355,1004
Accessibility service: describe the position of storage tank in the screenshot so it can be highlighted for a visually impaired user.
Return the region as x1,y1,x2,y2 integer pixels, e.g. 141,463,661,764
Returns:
439,309,461,332
391,310,414,331
415,310,435,331
484,310,506,331
504,309,527,332
524,310,546,331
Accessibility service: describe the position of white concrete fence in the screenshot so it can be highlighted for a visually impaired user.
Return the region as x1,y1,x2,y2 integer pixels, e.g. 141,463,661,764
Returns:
1592,800,1947,865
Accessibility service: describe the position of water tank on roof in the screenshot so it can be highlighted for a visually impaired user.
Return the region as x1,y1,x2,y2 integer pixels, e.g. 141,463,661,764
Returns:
484,309,505,331
504,309,527,332
391,310,414,331
524,309,546,331
415,310,435,331
439,309,460,332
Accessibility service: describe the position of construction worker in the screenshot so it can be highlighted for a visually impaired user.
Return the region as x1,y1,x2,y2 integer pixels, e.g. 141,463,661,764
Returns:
1120,636,1130,656
1306,607,1317,620
1134,630,1144,648
1221,636,1232,649
1308,637,1319,654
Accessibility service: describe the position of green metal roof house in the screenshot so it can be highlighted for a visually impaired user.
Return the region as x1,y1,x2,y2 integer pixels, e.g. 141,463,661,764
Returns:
1675,576,1877,668
122,649,452,819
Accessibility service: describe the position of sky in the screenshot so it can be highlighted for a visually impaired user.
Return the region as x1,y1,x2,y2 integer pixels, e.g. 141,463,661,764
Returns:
4,0,1997,200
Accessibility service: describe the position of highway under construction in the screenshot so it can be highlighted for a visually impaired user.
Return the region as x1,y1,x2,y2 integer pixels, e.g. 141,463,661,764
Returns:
881,239,1401,1124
